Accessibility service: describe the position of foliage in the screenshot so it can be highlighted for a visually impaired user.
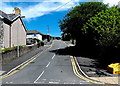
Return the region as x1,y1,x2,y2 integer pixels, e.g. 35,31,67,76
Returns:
0,45,27,53
59,2,108,41
40,41,44,46
82,7,120,48
0,47,16,53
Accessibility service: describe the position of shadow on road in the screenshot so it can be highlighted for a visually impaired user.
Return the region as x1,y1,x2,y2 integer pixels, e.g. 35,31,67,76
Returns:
50,46,99,58
50,45,120,70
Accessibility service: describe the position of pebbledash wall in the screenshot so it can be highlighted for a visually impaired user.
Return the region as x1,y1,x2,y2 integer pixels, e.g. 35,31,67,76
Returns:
0,44,38,64
0,18,3,49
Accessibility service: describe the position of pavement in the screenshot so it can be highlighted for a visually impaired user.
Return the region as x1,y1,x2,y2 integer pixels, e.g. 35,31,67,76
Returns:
90,77,119,84
65,41,120,85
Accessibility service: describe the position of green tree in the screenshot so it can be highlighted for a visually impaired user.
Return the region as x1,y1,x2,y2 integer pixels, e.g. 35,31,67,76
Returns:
82,7,120,55
59,2,108,46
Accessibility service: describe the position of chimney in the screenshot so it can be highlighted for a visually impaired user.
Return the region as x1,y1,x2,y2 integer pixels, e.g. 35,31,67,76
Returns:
14,7,21,15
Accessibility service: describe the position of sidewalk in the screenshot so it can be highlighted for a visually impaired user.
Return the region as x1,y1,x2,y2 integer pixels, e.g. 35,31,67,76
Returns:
1,41,52,75
90,77,119,84
64,41,120,85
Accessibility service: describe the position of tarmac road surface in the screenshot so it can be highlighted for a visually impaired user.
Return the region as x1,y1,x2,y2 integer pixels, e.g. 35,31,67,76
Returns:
1,40,93,84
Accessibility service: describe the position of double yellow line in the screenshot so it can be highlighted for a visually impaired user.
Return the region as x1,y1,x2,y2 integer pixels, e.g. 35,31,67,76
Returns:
0,57,36,79
0,42,54,79
70,56,104,84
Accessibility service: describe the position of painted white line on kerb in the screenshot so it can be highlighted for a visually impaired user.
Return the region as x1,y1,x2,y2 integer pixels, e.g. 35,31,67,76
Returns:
34,71,44,83
52,54,55,59
46,62,51,67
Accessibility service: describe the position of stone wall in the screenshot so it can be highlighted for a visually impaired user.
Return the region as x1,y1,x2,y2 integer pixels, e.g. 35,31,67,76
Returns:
1,45,38,64
0,19,3,49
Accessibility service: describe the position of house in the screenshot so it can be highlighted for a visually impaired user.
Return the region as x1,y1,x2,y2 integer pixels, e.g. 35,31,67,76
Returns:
26,30,44,41
26,30,44,44
0,8,26,49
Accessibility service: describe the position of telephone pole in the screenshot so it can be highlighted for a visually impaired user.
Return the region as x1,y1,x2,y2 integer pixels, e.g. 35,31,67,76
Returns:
47,25,50,42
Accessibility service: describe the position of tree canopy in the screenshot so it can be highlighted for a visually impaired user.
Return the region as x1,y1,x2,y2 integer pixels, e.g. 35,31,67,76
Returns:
59,2,108,41
82,7,120,48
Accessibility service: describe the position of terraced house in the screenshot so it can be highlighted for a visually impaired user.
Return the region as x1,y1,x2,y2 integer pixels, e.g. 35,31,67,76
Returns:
0,8,26,49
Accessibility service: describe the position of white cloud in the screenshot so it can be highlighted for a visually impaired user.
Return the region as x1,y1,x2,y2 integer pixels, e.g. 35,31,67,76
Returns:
0,2,14,14
0,0,81,19
103,0,120,7
0,0,120,20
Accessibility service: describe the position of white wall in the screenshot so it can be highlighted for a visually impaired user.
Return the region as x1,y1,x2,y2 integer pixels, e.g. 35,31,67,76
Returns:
3,22,10,48
3,18,26,48
27,34,42,41
11,18,26,46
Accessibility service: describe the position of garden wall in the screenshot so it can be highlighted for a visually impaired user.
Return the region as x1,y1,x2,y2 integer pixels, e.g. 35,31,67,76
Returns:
0,45,38,64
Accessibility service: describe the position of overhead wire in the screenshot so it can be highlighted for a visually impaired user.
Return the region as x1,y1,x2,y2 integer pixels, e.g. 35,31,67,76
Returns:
53,0,74,11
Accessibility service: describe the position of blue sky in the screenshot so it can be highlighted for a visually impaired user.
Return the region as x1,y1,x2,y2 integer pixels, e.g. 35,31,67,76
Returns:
0,0,119,37
24,10,69,37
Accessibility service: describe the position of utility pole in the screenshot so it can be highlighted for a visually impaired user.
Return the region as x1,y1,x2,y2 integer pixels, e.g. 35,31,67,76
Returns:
47,25,50,35
47,25,50,42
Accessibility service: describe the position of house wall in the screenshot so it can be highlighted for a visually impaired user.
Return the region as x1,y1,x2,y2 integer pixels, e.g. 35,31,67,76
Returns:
11,18,26,47
3,22,10,48
27,34,42,41
0,18,4,49
3,18,26,48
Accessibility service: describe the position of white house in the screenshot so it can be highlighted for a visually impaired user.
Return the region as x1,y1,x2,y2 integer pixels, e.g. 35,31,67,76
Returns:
26,30,43,41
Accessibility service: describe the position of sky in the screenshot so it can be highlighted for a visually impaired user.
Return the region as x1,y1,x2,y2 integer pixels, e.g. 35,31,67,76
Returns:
0,0,120,37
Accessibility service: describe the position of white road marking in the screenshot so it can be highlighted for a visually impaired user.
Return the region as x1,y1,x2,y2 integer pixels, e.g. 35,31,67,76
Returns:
6,82,8,84
64,82,75,84
2,41,54,78
10,82,13,84
35,81,45,84
52,54,55,59
50,79,60,82
46,62,51,67
49,81,59,84
34,71,44,83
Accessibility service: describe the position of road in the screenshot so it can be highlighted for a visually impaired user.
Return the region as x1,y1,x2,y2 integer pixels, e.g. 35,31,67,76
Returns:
2,40,93,84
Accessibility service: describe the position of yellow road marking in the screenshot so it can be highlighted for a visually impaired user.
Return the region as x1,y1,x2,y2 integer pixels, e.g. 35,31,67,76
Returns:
0,41,54,79
63,41,104,84
70,56,104,84
0,57,36,79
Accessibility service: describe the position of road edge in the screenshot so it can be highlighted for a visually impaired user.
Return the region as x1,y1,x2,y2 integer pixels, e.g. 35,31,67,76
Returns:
0,41,54,79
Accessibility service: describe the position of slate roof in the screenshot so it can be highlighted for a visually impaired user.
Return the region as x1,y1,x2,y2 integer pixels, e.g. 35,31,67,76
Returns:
0,10,27,31
0,10,20,21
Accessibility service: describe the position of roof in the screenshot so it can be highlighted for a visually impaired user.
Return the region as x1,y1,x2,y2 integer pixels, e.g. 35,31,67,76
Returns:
0,10,19,21
27,30,44,35
0,10,27,31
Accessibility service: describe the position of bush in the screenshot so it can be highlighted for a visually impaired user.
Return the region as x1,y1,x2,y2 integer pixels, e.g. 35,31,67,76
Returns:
40,41,44,46
82,7,120,48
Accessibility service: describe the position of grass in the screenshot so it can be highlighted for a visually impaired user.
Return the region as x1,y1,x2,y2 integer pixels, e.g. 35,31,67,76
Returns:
0,45,26,53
